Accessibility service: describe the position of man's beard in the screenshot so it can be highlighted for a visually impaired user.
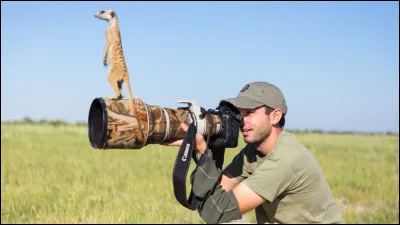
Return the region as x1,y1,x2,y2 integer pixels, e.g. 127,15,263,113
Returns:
245,127,271,147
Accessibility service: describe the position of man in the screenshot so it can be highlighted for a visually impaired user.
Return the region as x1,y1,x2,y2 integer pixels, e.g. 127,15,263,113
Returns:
166,81,344,224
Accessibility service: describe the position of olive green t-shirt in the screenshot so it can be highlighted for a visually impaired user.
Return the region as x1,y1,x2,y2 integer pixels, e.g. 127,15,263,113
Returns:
224,130,344,224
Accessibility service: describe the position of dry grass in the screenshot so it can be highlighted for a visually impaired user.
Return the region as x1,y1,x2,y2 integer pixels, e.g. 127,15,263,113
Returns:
1,124,398,223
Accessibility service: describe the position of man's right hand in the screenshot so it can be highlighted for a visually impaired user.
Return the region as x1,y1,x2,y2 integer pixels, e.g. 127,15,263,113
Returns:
163,123,208,155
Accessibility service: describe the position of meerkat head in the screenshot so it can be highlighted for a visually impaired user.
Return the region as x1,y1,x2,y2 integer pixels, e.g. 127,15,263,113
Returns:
94,9,117,23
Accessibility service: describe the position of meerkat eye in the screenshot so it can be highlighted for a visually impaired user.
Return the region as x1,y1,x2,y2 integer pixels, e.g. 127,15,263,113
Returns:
100,10,105,14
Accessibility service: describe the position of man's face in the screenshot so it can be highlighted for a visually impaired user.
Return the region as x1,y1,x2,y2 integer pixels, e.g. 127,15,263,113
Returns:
238,106,272,144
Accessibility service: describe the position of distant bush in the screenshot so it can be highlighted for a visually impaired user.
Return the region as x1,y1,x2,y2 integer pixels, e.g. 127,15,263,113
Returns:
47,120,69,126
38,119,49,125
22,117,35,124
75,121,87,126
3,117,71,126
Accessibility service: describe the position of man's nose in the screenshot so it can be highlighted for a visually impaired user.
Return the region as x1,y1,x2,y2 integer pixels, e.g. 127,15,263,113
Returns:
241,116,248,126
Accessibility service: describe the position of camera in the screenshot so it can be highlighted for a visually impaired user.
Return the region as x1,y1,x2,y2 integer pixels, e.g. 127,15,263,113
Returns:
87,96,243,210
87,97,243,150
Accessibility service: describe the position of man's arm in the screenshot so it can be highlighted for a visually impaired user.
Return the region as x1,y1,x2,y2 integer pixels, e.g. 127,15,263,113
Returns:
219,171,264,214
191,152,265,223
231,181,264,214
192,148,296,223
218,171,266,214
220,172,240,192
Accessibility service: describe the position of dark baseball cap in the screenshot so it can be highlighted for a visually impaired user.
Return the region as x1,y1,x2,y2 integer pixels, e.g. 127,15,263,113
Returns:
220,81,288,115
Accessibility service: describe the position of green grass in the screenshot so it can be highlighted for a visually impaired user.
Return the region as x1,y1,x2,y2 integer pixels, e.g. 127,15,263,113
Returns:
1,124,398,223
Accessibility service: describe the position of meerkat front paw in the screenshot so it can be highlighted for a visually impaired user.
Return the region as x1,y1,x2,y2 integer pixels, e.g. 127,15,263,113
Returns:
103,58,108,68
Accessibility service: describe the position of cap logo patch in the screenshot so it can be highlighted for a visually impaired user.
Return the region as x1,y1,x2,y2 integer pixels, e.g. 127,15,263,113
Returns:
240,84,250,92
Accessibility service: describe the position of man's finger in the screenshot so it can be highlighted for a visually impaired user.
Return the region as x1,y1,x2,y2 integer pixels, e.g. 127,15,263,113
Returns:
180,123,189,132
165,140,183,146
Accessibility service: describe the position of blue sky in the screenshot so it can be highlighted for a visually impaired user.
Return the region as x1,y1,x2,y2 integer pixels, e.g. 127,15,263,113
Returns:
1,1,399,133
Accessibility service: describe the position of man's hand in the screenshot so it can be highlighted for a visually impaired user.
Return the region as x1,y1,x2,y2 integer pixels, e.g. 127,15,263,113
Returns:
163,123,208,154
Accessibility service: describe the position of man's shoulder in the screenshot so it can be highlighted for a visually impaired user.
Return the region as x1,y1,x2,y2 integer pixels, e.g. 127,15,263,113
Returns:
275,130,307,154
273,130,317,169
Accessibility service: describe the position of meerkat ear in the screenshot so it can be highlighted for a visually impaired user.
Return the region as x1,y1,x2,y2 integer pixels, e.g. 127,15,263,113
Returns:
110,12,115,18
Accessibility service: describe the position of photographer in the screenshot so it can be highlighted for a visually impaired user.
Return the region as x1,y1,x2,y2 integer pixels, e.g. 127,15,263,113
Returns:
166,81,344,224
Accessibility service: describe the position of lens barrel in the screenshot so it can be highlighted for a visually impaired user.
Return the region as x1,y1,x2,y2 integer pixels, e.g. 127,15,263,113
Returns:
88,97,222,150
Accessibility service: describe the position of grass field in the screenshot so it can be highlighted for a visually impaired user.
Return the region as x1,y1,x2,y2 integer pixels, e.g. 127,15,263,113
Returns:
1,124,399,224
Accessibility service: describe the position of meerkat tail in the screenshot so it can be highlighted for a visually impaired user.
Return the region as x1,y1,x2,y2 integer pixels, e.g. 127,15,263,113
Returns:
124,74,145,143
124,74,136,112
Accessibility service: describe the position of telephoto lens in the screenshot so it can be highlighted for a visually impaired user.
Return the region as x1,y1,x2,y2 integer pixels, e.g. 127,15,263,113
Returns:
88,97,223,150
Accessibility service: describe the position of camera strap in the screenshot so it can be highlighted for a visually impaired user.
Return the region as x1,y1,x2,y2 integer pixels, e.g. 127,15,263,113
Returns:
172,113,228,210
172,122,199,210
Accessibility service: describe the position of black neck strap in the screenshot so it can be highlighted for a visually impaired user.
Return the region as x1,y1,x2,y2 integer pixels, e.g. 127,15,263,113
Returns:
172,113,227,210
172,122,199,210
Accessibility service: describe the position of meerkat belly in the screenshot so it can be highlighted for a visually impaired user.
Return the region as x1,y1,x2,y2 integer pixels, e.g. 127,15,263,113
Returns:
109,47,128,77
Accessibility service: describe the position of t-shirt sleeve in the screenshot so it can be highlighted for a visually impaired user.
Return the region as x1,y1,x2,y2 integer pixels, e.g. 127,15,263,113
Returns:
243,158,295,202
223,148,251,182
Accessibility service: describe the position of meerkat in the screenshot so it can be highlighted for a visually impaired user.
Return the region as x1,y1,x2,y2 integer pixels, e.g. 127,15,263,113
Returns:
94,9,145,142
94,9,134,101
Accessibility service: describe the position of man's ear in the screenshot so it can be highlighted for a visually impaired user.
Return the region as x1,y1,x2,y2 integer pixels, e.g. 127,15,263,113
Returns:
271,109,282,127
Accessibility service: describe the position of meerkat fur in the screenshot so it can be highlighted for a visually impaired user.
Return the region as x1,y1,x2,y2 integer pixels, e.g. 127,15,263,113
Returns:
94,9,135,108
94,9,145,141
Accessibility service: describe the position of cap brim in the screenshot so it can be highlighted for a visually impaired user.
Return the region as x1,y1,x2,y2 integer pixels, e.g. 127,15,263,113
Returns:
220,96,264,109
